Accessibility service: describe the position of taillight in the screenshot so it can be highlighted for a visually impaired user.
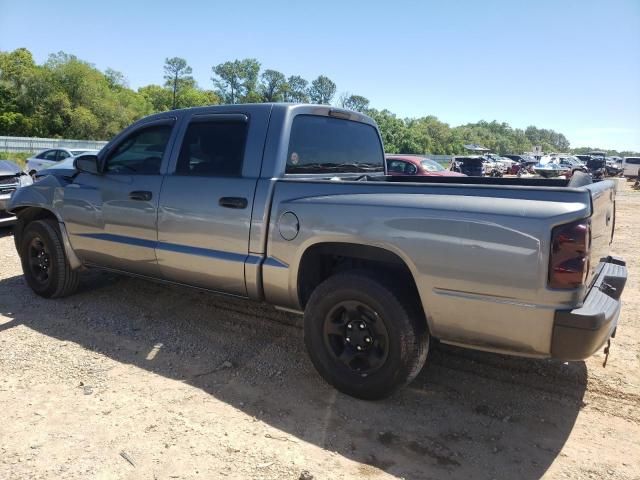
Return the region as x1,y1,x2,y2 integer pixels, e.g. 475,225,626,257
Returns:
549,219,591,289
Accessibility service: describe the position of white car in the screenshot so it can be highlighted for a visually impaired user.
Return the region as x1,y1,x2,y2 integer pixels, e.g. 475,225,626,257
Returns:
26,148,100,174
622,157,640,178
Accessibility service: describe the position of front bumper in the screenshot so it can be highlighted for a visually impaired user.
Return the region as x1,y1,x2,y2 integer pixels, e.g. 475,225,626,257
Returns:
0,193,16,225
551,256,627,360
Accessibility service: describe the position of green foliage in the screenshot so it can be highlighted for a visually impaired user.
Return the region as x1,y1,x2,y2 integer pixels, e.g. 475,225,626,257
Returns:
339,93,370,112
524,126,570,152
0,151,30,168
212,58,261,104
2,48,636,157
283,75,309,103
309,75,336,104
0,48,153,139
571,146,638,157
260,69,287,102
164,57,193,109
365,110,582,155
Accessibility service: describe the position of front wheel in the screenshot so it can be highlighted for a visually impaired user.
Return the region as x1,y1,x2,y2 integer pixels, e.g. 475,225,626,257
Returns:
19,219,79,298
304,271,429,400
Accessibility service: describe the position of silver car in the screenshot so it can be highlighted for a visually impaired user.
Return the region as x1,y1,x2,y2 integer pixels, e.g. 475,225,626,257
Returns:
26,148,100,174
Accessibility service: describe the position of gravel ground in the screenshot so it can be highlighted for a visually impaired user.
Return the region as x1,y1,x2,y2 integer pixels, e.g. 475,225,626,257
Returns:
0,179,638,480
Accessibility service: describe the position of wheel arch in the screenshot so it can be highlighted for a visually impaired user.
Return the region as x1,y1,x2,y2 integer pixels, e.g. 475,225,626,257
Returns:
296,241,431,332
13,207,83,270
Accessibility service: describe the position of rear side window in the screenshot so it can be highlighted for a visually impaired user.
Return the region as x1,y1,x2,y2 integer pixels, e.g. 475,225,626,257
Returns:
176,120,248,177
38,150,58,160
626,157,640,165
286,115,384,174
387,160,410,173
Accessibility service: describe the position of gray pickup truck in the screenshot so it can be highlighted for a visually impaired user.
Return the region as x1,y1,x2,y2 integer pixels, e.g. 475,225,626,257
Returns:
8,104,627,399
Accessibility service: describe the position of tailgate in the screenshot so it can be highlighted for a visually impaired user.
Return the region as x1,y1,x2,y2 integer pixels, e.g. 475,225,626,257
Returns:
585,179,617,284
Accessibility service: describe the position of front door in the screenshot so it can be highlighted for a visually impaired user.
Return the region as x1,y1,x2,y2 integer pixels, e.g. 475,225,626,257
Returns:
62,119,176,277
156,113,258,296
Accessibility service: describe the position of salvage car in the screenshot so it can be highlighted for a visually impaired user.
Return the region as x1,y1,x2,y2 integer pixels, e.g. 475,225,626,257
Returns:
26,148,100,175
503,154,538,166
8,104,627,399
622,157,640,178
33,156,78,181
0,159,32,226
450,156,484,176
386,155,465,177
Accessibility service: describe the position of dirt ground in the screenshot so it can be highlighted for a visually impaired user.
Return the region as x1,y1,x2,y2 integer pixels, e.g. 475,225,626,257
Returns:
0,180,638,480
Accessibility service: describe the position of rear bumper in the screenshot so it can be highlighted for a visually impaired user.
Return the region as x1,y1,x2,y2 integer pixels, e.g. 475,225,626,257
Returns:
551,256,627,360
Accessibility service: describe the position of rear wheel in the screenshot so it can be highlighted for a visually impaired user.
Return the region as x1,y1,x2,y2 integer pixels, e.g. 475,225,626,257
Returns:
20,219,79,298
304,271,429,400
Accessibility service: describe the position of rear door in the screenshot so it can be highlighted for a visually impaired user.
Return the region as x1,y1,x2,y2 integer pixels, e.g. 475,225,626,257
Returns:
156,108,270,296
56,150,71,162
34,150,59,170
63,118,177,276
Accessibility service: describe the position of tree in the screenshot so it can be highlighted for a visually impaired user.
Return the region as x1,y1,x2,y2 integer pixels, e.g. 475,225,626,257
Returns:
260,69,286,102
212,58,261,104
525,126,570,152
283,75,309,103
0,48,155,139
105,68,128,90
163,57,193,109
176,87,220,108
139,84,172,112
339,92,370,112
308,75,336,104
0,47,36,92
2,47,603,157
367,109,411,153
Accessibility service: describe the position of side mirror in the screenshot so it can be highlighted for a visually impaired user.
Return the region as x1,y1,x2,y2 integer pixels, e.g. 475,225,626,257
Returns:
74,154,100,174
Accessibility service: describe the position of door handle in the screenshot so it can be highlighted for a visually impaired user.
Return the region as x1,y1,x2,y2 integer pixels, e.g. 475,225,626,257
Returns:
219,197,248,209
129,190,152,201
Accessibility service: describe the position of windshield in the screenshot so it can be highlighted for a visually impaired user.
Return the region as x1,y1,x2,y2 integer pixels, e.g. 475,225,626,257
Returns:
562,157,579,165
626,157,640,165
70,150,87,156
286,115,384,174
421,159,445,172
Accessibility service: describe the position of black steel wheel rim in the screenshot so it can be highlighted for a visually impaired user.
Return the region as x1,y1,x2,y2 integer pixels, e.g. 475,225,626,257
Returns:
323,300,390,375
28,236,52,285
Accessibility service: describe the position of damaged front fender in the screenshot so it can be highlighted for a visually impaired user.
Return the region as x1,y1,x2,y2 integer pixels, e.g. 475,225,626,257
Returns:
9,176,84,270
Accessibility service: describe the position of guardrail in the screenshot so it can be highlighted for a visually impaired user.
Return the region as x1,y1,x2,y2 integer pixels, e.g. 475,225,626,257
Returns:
0,135,457,164
0,136,108,153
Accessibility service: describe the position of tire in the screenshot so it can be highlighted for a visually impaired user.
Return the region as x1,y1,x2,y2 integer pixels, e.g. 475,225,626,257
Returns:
304,271,429,400
19,219,79,298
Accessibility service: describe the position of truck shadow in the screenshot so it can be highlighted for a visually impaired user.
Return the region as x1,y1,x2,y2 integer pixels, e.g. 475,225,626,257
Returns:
0,272,588,480
0,225,13,239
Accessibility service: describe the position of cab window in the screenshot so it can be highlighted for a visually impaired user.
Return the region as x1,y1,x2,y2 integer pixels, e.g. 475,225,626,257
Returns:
105,124,173,174
175,120,247,177
286,115,384,174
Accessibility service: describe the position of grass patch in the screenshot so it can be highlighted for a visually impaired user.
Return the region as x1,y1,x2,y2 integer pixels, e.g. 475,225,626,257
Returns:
0,152,30,169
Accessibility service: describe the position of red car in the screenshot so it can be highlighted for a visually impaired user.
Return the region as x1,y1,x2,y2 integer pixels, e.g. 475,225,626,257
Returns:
385,155,466,177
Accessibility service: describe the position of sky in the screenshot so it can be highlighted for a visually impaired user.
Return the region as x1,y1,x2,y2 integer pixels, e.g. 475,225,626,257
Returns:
1,0,639,150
